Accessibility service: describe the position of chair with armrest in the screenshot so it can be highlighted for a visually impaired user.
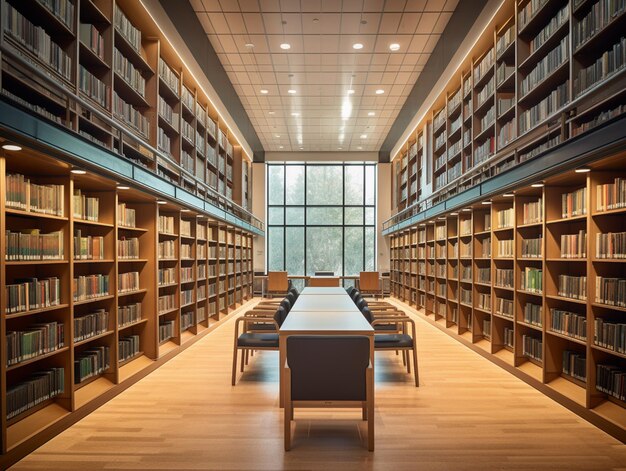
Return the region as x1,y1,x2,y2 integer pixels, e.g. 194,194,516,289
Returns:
231,306,288,385
350,289,396,311
255,288,299,310
358,271,382,298
245,298,292,331
266,271,290,298
284,335,374,451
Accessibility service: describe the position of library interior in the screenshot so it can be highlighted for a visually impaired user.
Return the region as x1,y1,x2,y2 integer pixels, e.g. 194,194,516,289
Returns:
0,0,625,468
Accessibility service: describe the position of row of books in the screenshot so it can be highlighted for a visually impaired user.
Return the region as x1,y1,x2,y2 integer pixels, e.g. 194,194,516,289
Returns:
118,334,140,362
521,267,543,293
476,78,494,108
519,81,569,134
523,199,543,224
6,367,64,420
522,334,543,362
181,244,194,259
74,231,104,260
5,4,72,81
181,266,194,283
73,189,99,222
550,308,587,340
6,229,64,260
79,23,105,60
497,118,515,149
518,0,550,30
6,321,65,366
503,326,514,348
73,274,109,301
74,309,109,342
558,274,587,300
520,37,569,97
497,239,514,257
561,231,587,258
474,48,494,84
181,289,194,306
118,271,139,293
562,187,587,218
158,293,176,313
38,0,74,29
157,127,172,155
158,96,178,127
594,318,626,354
477,267,491,284
158,215,175,234
159,319,175,342
118,302,141,327
158,267,176,285
181,311,195,331
523,302,542,326
461,287,472,305
118,237,139,259
496,207,514,229
596,364,625,401
574,37,626,97
596,177,626,211
573,103,626,137
595,277,626,307
529,6,568,55
596,231,626,258
519,134,562,163
483,319,491,338
573,0,626,50
496,296,514,318
159,58,180,95
114,48,146,97
113,91,150,138
495,268,514,288
158,240,176,259
477,292,491,311
75,346,110,384
117,203,136,228
482,238,492,257
562,350,586,382
474,137,495,165
478,106,496,134
5,277,61,314
114,5,141,53
496,25,514,58
521,236,542,258
6,173,65,216
79,65,109,109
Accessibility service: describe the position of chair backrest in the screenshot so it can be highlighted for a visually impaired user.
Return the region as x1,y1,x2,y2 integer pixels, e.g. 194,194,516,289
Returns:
359,272,380,292
268,271,289,292
288,287,299,301
315,271,334,276
280,298,292,315
360,306,374,324
309,277,339,287
287,336,370,401
345,286,356,296
350,289,362,302
355,297,368,312
274,306,288,327
285,291,297,305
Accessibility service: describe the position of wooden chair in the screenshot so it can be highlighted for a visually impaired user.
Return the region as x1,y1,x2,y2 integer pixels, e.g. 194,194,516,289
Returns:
266,271,289,298
372,314,419,387
284,335,374,451
255,288,298,310
358,271,382,298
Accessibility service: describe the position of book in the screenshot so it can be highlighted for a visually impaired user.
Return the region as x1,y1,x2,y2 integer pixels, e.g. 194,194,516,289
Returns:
74,346,110,383
562,187,587,218
562,351,586,382
6,229,64,261
74,309,109,342
6,322,65,366
551,309,587,340
6,368,64,420
558,274,586,300
5,173,64,216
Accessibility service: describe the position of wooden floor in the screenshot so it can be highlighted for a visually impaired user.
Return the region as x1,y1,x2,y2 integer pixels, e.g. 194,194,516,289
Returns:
11,299,626,470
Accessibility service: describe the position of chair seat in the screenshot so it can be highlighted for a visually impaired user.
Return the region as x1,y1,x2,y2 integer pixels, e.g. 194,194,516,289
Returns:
374,334,413,348
373,323,399,332
237,333,279,348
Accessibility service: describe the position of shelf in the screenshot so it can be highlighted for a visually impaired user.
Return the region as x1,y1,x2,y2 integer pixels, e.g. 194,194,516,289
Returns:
74,330,115,347
518,60,569,108
546,214,588,224
118,258,149,263
73,259,115,264
519,19,569,72
545,294,586,305
5,303,69,320
79,41,110,72
6,346,70,372
5,208,68,221
114,29,154,75
118,289,148,298
118,318,149,331
517,359,543,382
517,289,543,297
74,377,115,410
74,218,114,228
5,259,68,265
546,329,587,346
574,10,626,58
118,225,149,233
74,294,115,306
592,302,626,313
517,320,543,332
591,343,626,360
114,72,151,108
6,402,69,451
547,376,586,407
159,307,179,316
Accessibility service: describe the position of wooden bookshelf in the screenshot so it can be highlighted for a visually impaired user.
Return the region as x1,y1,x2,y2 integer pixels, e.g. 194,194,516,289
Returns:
392,0,626,214
388,150,626,442
0,143,255,465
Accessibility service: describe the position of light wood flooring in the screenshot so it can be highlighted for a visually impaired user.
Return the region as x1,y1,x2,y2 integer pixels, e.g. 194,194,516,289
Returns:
11,299,626,470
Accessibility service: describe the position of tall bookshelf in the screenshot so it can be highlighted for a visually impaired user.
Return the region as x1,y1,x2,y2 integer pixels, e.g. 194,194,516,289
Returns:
0,0,252,212
391,0,625,213
0,144,255,466
389,149,626,442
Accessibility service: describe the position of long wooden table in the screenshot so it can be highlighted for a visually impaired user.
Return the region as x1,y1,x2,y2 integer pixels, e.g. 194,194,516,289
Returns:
278,288,374,407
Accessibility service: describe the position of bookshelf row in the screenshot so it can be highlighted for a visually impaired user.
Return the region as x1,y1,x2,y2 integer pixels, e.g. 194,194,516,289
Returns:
389,150,626,440
393,0,626,214
0,146,254,458
0,0,253,212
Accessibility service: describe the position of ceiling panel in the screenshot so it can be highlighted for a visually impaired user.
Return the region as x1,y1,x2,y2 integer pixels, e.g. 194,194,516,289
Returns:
190,0,457,151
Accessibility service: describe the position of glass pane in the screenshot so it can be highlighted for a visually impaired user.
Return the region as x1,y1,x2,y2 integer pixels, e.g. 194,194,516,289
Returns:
268,227,284,271
365,165,375,206
307,207,342,225
285,227,305,275
285,207,304,225
306,166,343,205
306,227,342,276
268,165,284,205
344,227,364,276
365,226,375,271
365,207,375,225
345,207,363,225
268,207,284,225
345,165,364,205
285,165,305,205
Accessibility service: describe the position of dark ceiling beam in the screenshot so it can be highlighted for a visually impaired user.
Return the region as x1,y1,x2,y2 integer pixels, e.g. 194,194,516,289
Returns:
378,0,488,163
158,0,265,162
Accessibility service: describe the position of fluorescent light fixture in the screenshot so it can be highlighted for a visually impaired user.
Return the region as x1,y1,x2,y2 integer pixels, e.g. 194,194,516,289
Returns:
347,89,355,94
157,200,167,205
357,146,363,150
503,193,514,197
279,146,284,149
438,216,445,220
117,185,130,190
352,43,364,50
338,147,343,150
360,134,367,139
462,208,472,212
181,209,190,213
280,43,291,50
531,183,544,188
375,89,385,94
244,43,255,48
575,167,591,173
450,212,459,216
341,99,353,120
368,111,375,116
481,201,492,205
275,135,280,138
389,43,400,51
70,168,87,175
287,89,296,94
2,143,22,151
291,112,299,116
260,89,269,94
269,111,275,115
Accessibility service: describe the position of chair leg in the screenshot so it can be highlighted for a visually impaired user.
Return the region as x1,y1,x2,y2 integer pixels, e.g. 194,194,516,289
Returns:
240,349,245,372
412,345,420,387
406,348,411,374
362,405,367,421
402,350,407,367
231,347,238,386
284,374,292,451
245,349,249,366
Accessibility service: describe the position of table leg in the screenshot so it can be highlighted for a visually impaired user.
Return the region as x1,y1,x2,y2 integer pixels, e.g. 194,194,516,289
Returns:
279,334,286,408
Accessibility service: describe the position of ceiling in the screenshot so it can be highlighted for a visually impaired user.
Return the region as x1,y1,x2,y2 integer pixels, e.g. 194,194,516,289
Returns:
189,0,458,152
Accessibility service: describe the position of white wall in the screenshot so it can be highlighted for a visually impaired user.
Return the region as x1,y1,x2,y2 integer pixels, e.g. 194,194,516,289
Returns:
252,162,266,272
377,163,391,273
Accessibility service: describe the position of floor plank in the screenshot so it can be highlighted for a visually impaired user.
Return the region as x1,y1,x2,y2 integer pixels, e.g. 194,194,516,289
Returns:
11,298,626,470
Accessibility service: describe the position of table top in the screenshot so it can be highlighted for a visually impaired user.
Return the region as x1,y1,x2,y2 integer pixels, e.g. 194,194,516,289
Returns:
290,295,358,312
300,287,348,295
279,311,373,334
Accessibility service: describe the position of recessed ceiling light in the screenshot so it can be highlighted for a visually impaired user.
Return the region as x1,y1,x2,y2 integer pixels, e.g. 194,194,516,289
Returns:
367,111,375,116
181,209,190,213
531,183,544,188
280,43,291,50
70,168,87,175
279,146,284,149
157,200,167,205
352,43,364,50
338,147,343,150
357,146,363,150
244,43,255,48
462,208,472,212
291,112,299,116
269,111,275,115
287,89,296,94
481,201,492,205
503,193,514,197
299,147,304,150
117,185,130,190
450,212,459,216
375,89,385,94
2,143,22,151
575,167,591,173
360,134,367,139
389,43,400,51
260,89,269,94
438,216,446,220
347,89,355,94
196,215,204,218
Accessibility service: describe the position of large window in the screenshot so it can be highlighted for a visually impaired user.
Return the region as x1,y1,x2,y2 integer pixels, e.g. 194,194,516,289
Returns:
267,163,376,280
